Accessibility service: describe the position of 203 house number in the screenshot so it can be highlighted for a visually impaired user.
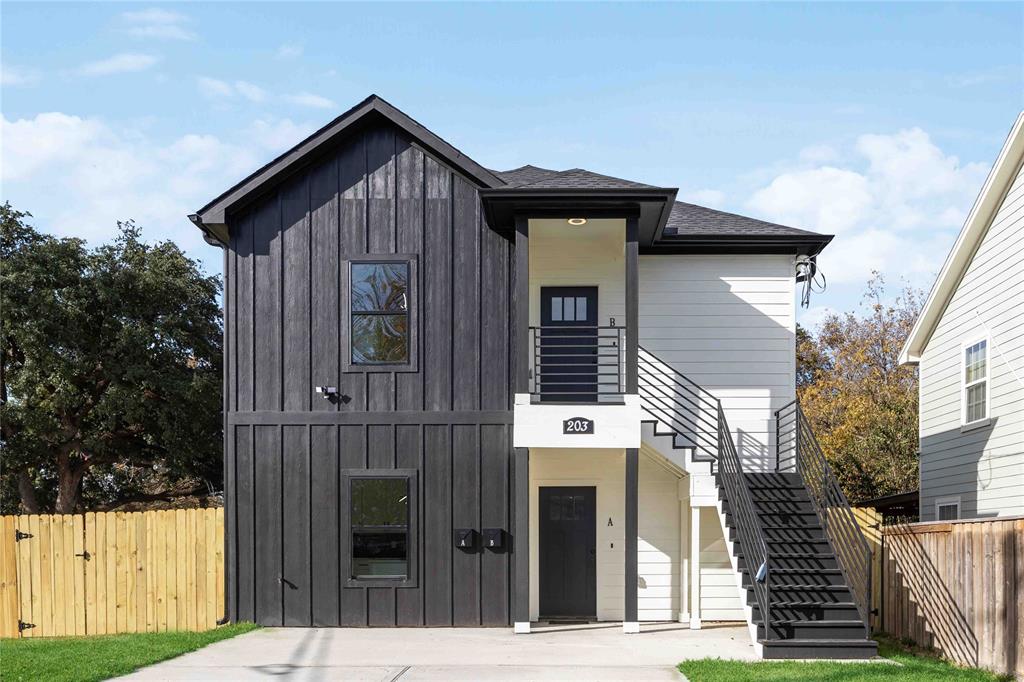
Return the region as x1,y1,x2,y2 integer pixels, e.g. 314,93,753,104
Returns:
563,417,594,435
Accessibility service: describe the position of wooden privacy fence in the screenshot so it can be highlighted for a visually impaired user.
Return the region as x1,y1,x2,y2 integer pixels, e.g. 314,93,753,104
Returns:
858,515,1023,678
0,508,224,638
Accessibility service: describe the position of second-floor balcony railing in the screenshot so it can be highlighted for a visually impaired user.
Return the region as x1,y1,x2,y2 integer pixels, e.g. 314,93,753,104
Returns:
529,325,625,403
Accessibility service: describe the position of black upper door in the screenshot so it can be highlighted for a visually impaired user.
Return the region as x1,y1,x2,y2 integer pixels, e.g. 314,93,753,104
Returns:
539,286,599,402
539,486,597,619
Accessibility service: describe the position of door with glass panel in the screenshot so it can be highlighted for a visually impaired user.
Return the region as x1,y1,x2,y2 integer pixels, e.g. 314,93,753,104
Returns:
539,286,598,402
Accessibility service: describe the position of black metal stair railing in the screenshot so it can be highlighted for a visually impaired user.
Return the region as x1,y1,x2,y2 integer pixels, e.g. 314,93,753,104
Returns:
775,400,873,638
637,347,774,640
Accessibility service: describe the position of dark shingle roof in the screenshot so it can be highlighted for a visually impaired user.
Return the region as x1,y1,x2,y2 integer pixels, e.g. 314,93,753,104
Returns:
492,166,657,190
663,201,821,238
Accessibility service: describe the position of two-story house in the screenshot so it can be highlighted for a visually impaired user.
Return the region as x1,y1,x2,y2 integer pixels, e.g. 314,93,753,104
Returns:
192,95,877,659
900,112,1024,522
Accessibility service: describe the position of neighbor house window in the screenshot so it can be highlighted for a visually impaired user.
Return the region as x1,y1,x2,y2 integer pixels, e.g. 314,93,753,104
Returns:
936,497,960,521
342,469,418,587
962,338,989,425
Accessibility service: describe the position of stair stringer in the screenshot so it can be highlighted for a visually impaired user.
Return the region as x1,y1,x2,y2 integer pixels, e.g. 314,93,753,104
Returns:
712,493,764,658
640,422,712,476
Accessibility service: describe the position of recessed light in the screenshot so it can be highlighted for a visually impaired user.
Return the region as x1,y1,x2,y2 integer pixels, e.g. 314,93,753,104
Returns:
567,218,587,226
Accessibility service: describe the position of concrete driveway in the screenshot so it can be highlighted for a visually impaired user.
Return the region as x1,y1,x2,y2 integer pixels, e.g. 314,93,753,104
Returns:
118,622,755,680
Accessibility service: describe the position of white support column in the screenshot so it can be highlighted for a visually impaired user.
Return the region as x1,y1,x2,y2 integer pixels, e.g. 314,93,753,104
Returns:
689,505,702,630
678,479,690,624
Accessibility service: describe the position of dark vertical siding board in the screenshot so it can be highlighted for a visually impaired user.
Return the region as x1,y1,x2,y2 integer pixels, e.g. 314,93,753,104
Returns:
338,424,368,625
253,200,282,411
513,446,529,624
235,214,255,412
310,424,340,626
452,424,480,625
282,425,311,624
338,134,368,412
395,424,424,626
424,424,453,625
310,156,340,412
367,126,397,413
282,177,311,412
480,425,510,625
396,138,425,411
366,423,397,624
480,214,509,410
452,178,480,411
234,425,255,621
254,425,283,625
424,160,452,411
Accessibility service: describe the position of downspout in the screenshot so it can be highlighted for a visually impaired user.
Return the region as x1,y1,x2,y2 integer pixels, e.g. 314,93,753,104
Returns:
191,213,232,627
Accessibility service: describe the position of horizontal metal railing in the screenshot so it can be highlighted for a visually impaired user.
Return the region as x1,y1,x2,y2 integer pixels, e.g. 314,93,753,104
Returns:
776,400,873,638
529,325,624,403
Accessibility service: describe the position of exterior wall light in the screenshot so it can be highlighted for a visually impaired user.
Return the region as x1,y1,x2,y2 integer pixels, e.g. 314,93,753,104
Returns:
567,218,587,226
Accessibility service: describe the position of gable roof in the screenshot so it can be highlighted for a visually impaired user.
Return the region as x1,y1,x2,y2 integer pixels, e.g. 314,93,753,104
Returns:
192,94,832,255
191,94,504,241
899,112,1024,365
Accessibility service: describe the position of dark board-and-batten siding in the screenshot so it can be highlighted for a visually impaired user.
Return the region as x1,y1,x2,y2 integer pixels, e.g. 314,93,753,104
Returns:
224,121,514,626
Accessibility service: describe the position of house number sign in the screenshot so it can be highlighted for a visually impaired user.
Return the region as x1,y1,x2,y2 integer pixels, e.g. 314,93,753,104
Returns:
563,417,595,435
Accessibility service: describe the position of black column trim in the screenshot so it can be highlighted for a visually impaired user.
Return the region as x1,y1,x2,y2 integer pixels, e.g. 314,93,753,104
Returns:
625,447,639,624
513,447,530,624
514,216,530,395
625,216,639,394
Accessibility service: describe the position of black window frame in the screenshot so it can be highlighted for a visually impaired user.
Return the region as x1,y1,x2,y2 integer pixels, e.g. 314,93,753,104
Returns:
342,254,418,373
340,468,419,588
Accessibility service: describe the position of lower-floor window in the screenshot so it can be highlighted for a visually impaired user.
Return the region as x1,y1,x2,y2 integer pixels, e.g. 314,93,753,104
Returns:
936,497,961,521
342,469,418,587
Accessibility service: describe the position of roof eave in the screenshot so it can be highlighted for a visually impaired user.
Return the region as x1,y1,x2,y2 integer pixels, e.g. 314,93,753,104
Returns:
898,111,1024,366
649,233,833,256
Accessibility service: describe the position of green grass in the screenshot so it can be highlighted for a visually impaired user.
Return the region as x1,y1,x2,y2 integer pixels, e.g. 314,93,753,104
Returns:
678,635,1014,682
0,623,258,682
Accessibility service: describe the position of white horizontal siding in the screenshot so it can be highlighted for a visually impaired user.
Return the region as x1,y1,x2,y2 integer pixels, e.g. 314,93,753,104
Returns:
919,160,1024,521
699,506,745,621
640,254,797,470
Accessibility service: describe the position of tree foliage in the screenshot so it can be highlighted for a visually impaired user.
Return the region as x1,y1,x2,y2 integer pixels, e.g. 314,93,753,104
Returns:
0,203,222,513
796,274,924,502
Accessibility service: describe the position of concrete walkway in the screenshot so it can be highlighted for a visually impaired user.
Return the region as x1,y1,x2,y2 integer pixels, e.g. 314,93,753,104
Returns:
118,622,755,681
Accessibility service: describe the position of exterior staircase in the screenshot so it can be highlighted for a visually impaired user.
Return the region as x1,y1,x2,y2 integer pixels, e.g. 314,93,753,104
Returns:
638,347,877,659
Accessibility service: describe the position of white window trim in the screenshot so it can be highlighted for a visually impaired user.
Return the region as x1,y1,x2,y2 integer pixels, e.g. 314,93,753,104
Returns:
935,496,961,521
960,334,991,429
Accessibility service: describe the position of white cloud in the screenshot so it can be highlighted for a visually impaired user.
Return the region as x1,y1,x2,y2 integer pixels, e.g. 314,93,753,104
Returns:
276,43,303,59
120,8,196,41
682,189,727,208
245,118,317,152
197,77,267,102
746,127,989,289
1,64,40,86
284,92,336,109
77,53,159,77
0,111,269,268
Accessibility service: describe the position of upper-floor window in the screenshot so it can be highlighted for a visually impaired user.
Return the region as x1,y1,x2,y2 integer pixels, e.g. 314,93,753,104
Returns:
962,338,988,426
344,256,417,372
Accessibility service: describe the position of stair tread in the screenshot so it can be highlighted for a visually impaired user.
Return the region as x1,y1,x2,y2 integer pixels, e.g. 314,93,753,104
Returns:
767,601,857,607
760,638,877,646
770,614,864,622
769,553,835,559
772,584,850,590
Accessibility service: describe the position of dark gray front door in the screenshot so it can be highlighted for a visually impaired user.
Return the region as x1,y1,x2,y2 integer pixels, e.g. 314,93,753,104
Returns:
539,486,596,619
539,286,599,402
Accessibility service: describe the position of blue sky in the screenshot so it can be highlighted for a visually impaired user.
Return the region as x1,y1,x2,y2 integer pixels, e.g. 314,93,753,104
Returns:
3,2,1022,325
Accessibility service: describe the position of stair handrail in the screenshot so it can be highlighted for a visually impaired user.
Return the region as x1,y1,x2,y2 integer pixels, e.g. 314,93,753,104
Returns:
716,402,773,641
775,400,873,638
637,347,774,640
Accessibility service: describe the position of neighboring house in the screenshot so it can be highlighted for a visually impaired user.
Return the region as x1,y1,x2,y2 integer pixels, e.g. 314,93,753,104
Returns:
193,95,876,659
900,113,1024,522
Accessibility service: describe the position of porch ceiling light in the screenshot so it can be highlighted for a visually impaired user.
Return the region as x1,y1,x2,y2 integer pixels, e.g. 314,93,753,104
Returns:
567,218,587,226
